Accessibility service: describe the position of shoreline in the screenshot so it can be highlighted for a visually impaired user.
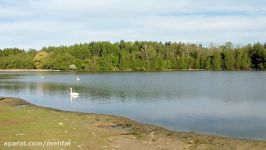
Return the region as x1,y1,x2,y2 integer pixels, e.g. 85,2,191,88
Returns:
0,69,206,72
0,69,263,73
0,69,61,72
1,97,266,149
18,99,266,141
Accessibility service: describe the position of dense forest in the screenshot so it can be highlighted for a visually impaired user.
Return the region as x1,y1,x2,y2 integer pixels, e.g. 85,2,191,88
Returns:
0,41,265,71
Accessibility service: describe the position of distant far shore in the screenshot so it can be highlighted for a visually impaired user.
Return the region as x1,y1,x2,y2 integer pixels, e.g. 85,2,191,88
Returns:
0,69,61,72
0,69,263,72
0,68,207,72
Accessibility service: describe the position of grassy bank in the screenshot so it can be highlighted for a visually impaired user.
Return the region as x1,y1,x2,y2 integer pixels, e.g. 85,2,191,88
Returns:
0,97,265,150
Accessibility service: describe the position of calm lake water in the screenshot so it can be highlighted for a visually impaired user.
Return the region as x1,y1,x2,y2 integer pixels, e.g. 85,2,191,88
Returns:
0,71,266,139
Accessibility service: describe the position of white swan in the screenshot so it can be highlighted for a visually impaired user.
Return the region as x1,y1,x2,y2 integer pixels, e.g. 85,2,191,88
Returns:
70,88,79,97
77,76,80,81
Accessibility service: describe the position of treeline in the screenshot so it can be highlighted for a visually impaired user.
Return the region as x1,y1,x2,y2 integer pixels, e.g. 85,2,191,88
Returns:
0,41,265,71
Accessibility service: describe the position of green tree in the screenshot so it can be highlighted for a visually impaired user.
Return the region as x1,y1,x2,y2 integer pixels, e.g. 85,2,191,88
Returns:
33,51,49,69
249,43,266,70
44,53,75,70
0,41,265,71
194,52,201,69
177,56,186,69
205,57,212,70
223,50,235,70
212,50,222,70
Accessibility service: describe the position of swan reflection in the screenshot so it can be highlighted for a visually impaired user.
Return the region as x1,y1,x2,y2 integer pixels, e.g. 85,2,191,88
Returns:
70,95,79,103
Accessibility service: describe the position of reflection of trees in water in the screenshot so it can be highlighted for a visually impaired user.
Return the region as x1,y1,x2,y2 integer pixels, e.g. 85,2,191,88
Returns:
0,74,20,80
37,83,68,96
83,85,198,103
0,81,36,94
0,81,253,103
1,74,265,104
0,81,69,96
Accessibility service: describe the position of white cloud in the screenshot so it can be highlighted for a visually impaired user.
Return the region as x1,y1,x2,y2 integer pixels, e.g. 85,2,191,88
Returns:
0,0,265,49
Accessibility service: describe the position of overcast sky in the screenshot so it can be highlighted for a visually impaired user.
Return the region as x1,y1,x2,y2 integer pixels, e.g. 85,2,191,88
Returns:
0,0,265,49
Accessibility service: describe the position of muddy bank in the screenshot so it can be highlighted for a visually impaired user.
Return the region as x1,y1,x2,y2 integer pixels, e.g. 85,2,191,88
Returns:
0,97,265,150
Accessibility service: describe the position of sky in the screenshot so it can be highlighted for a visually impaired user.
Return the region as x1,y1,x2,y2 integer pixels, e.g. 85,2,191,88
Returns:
0,0,265,49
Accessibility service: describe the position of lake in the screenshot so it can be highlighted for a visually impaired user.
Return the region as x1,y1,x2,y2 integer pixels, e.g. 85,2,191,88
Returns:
0,71,265,139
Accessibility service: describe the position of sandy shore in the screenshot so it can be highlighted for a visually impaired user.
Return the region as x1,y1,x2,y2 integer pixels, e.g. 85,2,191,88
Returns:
0,97,265,150
0,69,61,72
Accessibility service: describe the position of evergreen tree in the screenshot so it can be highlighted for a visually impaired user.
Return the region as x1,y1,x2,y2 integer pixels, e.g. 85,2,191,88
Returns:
223,49,235,70
212,50,222,70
